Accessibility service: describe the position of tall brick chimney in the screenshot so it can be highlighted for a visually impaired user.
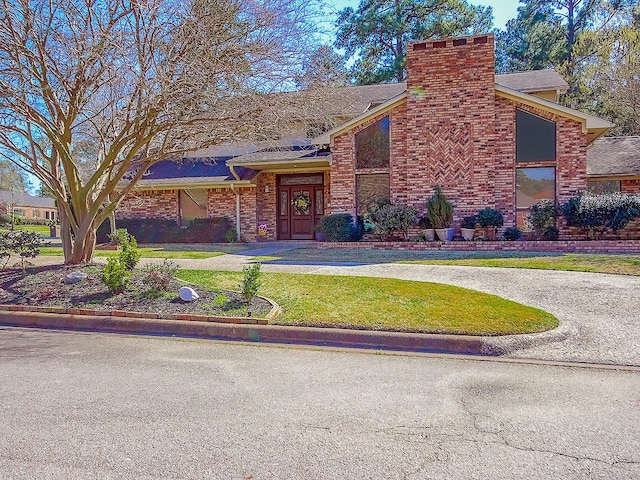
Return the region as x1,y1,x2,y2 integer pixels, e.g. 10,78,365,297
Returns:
404,34,497,215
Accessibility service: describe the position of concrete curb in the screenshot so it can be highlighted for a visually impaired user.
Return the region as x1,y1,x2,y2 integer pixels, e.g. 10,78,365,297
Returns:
0,310,487,355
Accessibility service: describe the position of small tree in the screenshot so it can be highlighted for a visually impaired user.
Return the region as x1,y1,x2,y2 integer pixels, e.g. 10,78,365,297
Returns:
241,263,262,302
426,186,453,229
526,200,558,239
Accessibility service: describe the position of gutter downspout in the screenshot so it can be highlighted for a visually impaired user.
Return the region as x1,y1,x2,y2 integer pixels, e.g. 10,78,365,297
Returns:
229,166,242,240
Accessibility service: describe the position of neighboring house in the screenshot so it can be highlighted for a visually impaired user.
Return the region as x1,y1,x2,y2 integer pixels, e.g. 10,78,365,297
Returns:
587,137,640,194
0,190,56,221
118,34,614,241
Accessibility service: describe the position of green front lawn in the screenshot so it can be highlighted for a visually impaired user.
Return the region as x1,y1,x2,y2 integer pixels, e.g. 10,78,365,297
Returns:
400,253,640,276
0,225,51,235
256,248,640,276
178,270,558,336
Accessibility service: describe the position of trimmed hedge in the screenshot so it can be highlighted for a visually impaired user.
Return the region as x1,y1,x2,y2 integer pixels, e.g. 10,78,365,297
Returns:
321,214,362,242
97,217,233,244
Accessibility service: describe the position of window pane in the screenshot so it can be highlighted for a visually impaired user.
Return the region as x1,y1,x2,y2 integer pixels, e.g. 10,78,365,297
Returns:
279,190,288,216
587,180,621,194
279,175,323,186
356,117,390,169
315,189,324,215
516,168,555,209
516,109,556,162
357,174,390,215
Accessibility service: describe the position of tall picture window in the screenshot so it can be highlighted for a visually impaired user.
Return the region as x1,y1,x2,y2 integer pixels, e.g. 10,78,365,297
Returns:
355,117,390,169
516,109,556,162
516,167,556,227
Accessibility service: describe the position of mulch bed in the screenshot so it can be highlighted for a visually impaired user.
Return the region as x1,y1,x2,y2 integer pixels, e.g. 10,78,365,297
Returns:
0,264,272,318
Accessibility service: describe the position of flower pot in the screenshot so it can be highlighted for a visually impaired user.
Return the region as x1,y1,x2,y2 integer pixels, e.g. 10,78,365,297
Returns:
460,227,475,241
315,231,325,242
422,228,435,241
435,227,454,241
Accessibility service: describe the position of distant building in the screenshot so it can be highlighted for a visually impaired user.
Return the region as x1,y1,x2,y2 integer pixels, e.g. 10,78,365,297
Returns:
0,190,56,221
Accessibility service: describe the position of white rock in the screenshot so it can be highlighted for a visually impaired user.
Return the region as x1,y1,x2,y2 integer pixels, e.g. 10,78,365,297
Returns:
64,271,88,284
179,286,199,302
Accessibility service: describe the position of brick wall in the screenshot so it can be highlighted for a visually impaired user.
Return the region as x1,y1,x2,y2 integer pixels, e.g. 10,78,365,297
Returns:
319,239,640,254
119,190,178,221
495,98,587,232
406,34,496,221
622,179,640,193
256,173,277,241
207,187,257,242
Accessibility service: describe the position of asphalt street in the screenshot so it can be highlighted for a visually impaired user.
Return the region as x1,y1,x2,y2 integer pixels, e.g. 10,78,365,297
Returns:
1,328,638,479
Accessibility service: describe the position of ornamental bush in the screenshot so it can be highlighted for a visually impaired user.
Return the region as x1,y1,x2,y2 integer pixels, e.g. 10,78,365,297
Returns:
426,186,453,229
321,214,359,242
367,202,417,240
526,200,558,238
101,257,131,294
0,230,46,270
562,192,640,239
240,262,262,302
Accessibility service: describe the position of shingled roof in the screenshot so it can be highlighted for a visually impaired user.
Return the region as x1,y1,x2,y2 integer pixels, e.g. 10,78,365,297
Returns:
0,190,55,208
587,137,640,178
495,70,569,93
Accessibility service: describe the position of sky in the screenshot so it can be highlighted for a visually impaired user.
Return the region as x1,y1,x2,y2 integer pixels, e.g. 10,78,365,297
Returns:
327,0,521,29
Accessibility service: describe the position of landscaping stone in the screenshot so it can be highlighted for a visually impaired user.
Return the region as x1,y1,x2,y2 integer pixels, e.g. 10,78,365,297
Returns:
179,286,199,302
64,271,88,284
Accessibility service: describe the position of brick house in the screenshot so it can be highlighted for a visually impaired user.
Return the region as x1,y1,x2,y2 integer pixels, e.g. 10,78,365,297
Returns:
118,33,614,242
0,190,56,221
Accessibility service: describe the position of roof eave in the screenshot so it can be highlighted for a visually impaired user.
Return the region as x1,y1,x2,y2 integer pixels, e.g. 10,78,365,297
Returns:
315,93,408,145
227,157,331,170
495,85,614,139
129,179,256,191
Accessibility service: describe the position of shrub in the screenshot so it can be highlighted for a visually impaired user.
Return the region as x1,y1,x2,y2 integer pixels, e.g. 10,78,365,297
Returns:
461,215,477,229
543,226,559,240
476,208,504,228
111,229,140,270
562,192,640,240
426,186,453,229
367,202,417,240
502,227,522,241
225,228,238,243
101,257,131,294
0,230,46,270
321,214,358,242
240,262,261,302
526,200,558,237
417,216,432,229
143,259,179,296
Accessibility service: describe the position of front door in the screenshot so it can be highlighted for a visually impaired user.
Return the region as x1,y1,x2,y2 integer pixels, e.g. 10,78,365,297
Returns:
277,174,324,240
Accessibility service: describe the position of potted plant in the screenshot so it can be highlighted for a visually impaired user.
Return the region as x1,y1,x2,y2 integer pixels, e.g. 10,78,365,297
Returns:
426,186,454,241
313,224,325,242
460,215,477,241
476,208,504,240
418,216,435,241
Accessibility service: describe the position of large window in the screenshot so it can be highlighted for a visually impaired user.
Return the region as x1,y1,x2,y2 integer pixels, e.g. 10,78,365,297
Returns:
516,167,556,227
516,109,556,162
179,189,208,225
356,174,390,215
356,117,390,169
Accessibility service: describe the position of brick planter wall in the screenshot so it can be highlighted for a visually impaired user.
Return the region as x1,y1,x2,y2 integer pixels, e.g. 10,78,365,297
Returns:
318,240,640,254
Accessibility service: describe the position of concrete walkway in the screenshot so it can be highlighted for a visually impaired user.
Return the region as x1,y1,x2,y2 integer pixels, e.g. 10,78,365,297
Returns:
30,244,640,366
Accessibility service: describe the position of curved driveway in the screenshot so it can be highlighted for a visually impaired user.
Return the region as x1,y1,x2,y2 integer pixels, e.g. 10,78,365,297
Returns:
34,250,640,366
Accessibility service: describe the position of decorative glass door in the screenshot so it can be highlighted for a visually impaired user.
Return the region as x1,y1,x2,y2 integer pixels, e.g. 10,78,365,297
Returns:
276,174,324,240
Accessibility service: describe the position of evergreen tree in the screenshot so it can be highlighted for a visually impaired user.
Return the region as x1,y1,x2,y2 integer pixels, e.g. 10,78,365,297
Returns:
335,0,493,85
